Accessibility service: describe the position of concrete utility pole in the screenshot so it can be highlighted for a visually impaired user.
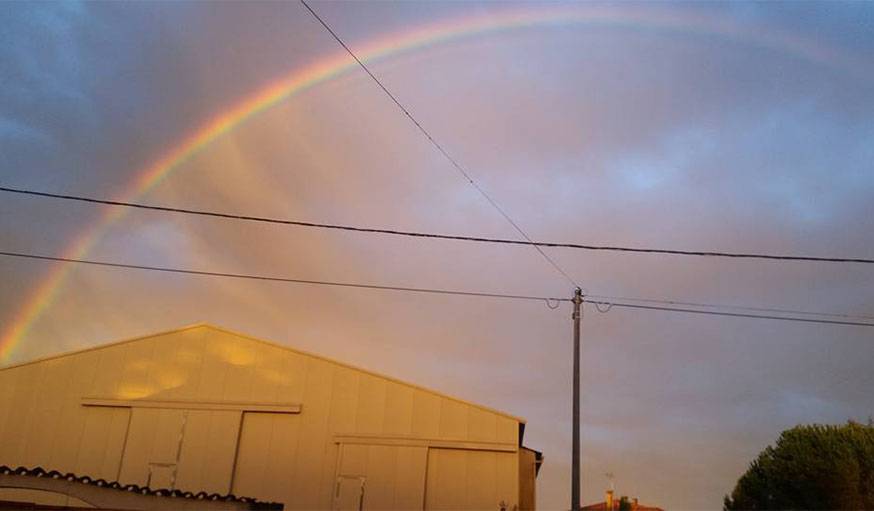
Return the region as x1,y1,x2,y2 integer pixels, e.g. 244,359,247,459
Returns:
571,287,583,511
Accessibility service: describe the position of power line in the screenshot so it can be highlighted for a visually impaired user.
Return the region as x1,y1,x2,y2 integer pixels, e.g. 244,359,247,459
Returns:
9,185,870,322
298,0,581,288
584,299,874,328
2,249,872,328
0,250,569,304
4,185,874,265
586,293,874,322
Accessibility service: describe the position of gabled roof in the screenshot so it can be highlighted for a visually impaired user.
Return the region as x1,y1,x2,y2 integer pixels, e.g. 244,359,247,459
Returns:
0,322,527,425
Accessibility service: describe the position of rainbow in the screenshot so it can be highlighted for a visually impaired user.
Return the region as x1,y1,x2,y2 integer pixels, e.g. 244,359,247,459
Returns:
0,4,864,363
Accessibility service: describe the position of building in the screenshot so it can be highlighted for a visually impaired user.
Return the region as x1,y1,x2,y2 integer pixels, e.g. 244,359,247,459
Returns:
581,490,664,511
0,324,541,510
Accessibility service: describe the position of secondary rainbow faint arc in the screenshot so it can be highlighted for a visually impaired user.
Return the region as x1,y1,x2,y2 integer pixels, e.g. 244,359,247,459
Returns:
0,5,862,363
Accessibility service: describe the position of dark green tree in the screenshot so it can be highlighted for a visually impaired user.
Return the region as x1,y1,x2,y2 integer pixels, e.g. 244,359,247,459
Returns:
724,421,874,510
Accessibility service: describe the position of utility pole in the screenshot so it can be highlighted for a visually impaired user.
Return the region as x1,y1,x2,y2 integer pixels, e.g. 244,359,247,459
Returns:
571,287,583,511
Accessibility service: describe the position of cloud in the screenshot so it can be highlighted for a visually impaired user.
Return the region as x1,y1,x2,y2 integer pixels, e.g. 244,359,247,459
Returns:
0,1,90,104
0,117,52,145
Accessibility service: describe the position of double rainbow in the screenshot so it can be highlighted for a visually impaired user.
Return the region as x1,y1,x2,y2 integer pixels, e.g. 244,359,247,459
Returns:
0,4,862,363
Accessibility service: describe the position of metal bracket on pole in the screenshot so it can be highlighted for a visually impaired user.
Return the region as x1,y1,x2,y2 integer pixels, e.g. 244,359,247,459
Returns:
571,287,583,511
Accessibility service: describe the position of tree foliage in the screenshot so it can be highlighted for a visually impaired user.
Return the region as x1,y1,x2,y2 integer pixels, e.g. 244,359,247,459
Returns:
724,421,874,510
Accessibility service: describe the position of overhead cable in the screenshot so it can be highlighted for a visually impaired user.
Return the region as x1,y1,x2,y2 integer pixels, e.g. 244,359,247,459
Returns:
4,185,873,265
0,250,569,304
586,293,874,322
2,249,872,328
584,299,874,328
298,0,581,288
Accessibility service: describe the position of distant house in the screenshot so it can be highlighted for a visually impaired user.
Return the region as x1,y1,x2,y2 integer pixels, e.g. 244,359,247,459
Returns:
0,323,541,510
581,489,664,511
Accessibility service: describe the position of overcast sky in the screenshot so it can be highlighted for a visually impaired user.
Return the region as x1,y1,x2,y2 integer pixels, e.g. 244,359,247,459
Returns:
2,1,873,509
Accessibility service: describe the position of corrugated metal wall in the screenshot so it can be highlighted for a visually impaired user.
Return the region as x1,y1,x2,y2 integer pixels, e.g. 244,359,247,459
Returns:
0,325,529,510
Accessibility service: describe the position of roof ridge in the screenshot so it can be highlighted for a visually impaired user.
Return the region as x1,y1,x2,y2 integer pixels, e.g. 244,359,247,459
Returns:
0,323,207,371
1,322,528,426
199,323,527,425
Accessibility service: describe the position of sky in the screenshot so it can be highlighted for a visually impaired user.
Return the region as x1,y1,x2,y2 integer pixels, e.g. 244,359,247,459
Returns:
1,1,874,509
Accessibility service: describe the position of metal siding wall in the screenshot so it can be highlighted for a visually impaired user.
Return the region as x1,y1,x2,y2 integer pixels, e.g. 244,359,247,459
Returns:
438,398,468,439
50,350,102,473
233,412,270,498
3,364,46,466
232,412,301,503
275,345,308,404
518,449,536,511
382,384,414,437
197,332,232,402
425,449,519,511
0,368,16,464
426,449,467,510
355,375,387,435
411,390,441,438
24,359,68,466
94,337,151,399
357,445,394,509
76,406,130,481
0,366,25,465
393,445,428,509
176,410,241,494
495,449,518,508
262,413,303,502
217,333,261,403
336,444,427,511
173,329,207,399
468,449,498,507
118,408,186,486
147,330,187,400
496,416,518,445
289,359,332,510
329,367,360,436
468,407,498,442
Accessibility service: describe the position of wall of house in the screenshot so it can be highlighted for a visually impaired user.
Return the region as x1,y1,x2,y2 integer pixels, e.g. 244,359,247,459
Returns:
0,325,530,510
518,449,538,511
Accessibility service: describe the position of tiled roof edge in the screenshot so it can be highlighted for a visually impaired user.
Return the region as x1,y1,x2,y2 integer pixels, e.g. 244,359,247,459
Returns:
0,465,282,510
